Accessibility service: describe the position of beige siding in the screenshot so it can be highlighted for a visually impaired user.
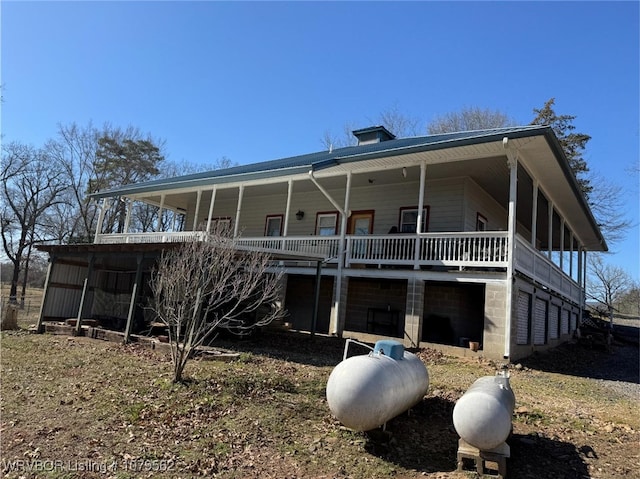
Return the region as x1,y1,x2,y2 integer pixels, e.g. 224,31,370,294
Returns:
183,177,470,236
464,178,508,232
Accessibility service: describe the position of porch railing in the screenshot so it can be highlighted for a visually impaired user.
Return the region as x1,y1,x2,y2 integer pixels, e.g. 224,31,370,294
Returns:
514,236,582,303
95,230,581,303
237,236,341,260
95,231,208,244
345,232,509,268
95,231,509,267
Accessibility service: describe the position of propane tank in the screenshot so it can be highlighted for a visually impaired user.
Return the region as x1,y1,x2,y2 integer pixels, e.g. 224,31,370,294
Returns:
452,371,515,450
326,339,429,432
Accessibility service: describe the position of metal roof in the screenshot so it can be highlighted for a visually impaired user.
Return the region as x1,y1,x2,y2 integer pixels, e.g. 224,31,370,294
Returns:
90,125,547,199
87,125,606,251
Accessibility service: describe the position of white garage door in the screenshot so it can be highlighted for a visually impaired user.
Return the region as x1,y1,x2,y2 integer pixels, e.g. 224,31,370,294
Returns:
549,305,559,340
533,298,547,345
516,291,531,345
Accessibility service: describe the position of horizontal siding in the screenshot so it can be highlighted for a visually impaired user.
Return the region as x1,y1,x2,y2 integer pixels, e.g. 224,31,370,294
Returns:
424,178,464,232
184,177,468,236
464,178,508,232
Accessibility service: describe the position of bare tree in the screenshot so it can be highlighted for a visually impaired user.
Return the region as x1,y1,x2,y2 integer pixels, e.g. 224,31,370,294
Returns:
49,122,169,241
321,120,360,150
374,105,422,138
588,254,632,328
321,106,424,150
47,122,102,242
149,224,285,382
1,142,69,302
617,282,640,317
427,106,516,134
586,171,633,246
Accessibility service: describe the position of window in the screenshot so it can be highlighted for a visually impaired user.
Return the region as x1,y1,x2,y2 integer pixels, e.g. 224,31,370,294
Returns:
316,212,338,236
476,213,488,231
265,215,283,237
399,206,429,233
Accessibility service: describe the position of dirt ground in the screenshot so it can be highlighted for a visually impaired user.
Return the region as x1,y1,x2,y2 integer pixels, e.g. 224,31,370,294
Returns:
1,311,638,478
220,327,640,479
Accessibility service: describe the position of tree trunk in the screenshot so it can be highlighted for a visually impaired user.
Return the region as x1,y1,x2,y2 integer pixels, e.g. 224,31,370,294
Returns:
20,242,34,306
9,258,20,304
172,348,189,383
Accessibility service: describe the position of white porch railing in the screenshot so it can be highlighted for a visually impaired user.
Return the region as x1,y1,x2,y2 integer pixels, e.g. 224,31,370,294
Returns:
95,230,581,303
346,232,509,268
237,236,341,260
95,231,208,244
514,236,582,303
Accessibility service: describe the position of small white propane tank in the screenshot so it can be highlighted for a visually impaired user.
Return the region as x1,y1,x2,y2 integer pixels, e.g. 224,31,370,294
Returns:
452,372,516,451
326,339,429,432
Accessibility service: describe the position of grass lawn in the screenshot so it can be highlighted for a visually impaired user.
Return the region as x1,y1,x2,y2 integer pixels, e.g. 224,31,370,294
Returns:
0,284,44,329
1,326,638,479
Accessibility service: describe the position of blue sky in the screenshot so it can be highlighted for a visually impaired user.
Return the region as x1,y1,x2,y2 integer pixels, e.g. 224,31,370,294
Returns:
2,1,639,279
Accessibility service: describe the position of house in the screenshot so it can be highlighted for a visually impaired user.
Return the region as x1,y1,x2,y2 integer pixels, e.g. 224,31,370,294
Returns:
36,125,607,361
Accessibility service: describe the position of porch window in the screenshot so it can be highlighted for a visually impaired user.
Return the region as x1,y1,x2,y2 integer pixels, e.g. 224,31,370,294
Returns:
316,212,338,236
399,206,429,233
265,215,283,237
476,213,487,231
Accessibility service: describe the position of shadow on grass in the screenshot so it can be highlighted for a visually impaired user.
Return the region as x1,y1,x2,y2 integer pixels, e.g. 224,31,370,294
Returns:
212,329,346,367
360,396,589,478
518,340,639,384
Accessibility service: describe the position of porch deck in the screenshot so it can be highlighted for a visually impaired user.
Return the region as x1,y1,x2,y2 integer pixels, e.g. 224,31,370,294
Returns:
95,230,582,303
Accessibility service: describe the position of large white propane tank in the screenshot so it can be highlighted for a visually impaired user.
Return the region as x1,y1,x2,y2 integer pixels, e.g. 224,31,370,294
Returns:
326,339,429,432
452,372,515,450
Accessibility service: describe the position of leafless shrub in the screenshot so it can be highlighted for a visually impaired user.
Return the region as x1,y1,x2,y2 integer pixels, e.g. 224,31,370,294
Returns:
149,224,284,382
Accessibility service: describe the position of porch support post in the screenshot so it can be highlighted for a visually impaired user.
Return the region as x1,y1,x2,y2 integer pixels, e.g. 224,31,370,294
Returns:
582,250,588,306
569,231,574,280
124,254,144,343
577,242,583,287
36,255,56,333
414,162,427,270
560,219,565,272
311,259,322,339
503,138,518,359
206,186,217,233
330,172,352,335
547,201,554,260
234,185,244,238
283,179,293,237
339,172,353,268
531,181,538,246
123,199,133,233
157,194,165,232
192,190,202,231
93,198,110,243
75,254,96,335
